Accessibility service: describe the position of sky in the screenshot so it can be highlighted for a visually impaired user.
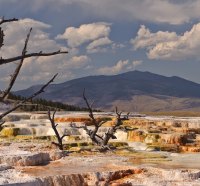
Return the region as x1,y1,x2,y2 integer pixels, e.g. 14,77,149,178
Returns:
1,0,200,90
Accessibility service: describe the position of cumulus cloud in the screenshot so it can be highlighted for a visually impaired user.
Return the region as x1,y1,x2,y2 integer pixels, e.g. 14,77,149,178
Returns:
97,59,142,75
14,51,91,89
0,18,60,58
0,18,93,90
86,37,112,53
130,60,143,69
112,43,126,50
131,23,200,60
61,55,91,69
131,25,178,50
56,22,111,48
0,18,66,89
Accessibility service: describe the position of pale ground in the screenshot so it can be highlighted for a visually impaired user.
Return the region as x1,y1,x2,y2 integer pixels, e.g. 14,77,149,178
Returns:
1,112,200,185
0,142,200,185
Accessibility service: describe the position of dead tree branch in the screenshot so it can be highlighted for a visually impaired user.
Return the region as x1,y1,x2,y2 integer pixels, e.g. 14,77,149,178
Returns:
48,109,68,150
70,122,104,142
1,28,32,101
83,89,97,126
102,107,129,147
0,28,4,49
0,17,68,132
82,89,105,144
0,50,68,66
71,90,130,151
0,74,57,121
0,17,18,25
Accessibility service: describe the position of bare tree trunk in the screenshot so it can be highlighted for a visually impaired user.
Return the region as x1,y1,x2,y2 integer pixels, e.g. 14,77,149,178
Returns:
71,90,130,151
48,109,68,150
1,28,32,101
0,74,58,120
0,28,4,49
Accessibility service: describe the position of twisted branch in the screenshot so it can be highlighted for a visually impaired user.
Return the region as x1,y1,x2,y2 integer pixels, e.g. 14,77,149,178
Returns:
73,90,131,150
1,28,32,101
0,50,68,66
48,109,68,150
0,28,4,49
0,17,18,25
83,89,97,126
0,74,57,120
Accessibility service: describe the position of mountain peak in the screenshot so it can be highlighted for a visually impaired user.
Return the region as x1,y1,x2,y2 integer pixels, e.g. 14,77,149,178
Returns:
15,71,200,112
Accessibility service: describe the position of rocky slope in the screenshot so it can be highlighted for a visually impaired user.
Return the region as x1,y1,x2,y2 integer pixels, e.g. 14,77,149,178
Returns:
15,71,200,112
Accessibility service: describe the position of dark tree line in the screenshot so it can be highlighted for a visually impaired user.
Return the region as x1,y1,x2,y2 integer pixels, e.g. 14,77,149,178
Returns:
9,93,94,111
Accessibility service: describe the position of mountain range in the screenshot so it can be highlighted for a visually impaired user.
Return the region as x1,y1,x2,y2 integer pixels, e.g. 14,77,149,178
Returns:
15,71,200,112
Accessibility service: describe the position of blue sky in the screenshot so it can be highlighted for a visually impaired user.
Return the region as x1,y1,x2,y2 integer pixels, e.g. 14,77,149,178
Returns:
1,0,200,90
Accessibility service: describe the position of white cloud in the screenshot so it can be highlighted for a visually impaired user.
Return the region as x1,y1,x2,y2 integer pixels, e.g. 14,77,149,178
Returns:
86,37,112,53
56,22,111,48
131,23,200,61
61,55,91,69
70,55,90,64
130,60,143,70
0,18,66,89
97,59,142,75
131,25,178,50
112,43,126,50
16,52,91,88
0,18,93,90
0,18,59,58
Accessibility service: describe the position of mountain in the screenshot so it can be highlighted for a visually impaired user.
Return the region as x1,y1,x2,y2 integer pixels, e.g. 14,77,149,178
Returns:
14,71,200,112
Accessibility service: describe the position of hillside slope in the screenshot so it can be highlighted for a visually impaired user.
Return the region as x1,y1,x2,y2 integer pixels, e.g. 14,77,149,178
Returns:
15,71,200,111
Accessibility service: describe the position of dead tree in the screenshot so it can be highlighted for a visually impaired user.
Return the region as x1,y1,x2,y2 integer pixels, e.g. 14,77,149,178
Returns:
70,90,130,150
0,17,67,123
47,109,68,150
0,74,58,120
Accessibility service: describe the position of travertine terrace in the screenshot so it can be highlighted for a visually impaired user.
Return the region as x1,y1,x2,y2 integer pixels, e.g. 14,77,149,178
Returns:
1,112,200,185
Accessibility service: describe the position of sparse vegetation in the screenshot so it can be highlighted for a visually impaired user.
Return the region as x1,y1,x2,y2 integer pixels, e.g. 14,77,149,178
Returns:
9,93,93,111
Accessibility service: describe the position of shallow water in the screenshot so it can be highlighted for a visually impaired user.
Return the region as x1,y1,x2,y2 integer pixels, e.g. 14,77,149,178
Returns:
130,151,200,170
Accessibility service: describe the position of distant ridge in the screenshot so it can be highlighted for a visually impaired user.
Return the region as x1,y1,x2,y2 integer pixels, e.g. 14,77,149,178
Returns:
15,71,200,112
